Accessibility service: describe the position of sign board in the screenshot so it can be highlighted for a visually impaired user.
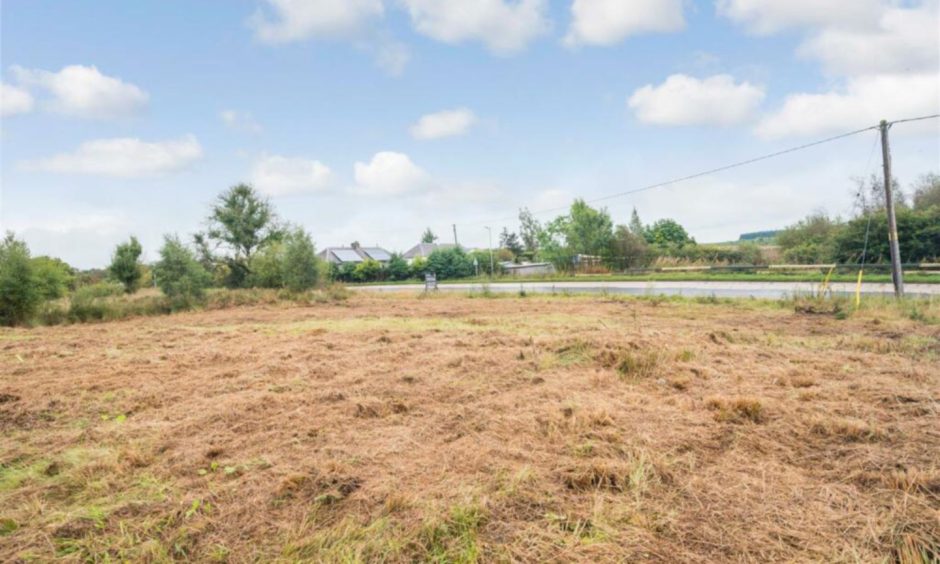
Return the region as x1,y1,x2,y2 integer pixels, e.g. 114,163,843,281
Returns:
424,272,438,291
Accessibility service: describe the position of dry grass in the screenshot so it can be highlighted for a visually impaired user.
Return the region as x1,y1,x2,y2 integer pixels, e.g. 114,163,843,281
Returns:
1,292,938,562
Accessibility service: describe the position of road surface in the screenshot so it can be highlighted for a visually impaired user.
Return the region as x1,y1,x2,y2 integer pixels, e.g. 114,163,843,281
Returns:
354,280,940,299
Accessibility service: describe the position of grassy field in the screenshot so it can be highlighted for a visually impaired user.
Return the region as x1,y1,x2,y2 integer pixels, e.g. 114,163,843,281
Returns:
1,293,938,562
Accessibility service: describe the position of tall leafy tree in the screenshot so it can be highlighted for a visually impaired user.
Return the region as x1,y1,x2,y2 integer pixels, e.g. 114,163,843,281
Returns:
518,207,541,256
499,228,524,260
645,219,693,247
912,172,940,210
565,199,614,256
628,207,645,239
0,233,41,326
109,236,143,293
421,228,438,244
201,184,283,288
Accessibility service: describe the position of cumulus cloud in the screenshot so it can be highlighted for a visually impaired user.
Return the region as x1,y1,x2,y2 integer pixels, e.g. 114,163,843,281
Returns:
798,4,939,76
250,0,384,42
22,135,203,177
1,82,34,117
220,109,263,134
564,0,685,46
756,73,940,138
401,0,550,54
628,74,765,126
410,108,477,140
715,0,884,35
11,64,148,119
353,151,431,195
251,154,333,196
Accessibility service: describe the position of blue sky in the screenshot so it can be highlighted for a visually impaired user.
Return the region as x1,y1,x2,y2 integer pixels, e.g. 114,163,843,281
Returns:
1,0,938,268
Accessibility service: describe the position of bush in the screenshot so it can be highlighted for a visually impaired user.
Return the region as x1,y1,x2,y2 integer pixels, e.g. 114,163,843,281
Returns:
386,253,411,281
352,259,382,282
31,256,75,300
109,236,143,293
0,233,41,326
282,228,321,292
777,213,842,264
427,247,474,279
410,257,428,279
74,281,124,298
153,235,213,310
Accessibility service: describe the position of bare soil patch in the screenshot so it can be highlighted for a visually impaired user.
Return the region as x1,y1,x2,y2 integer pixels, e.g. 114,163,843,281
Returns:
1,294,938,562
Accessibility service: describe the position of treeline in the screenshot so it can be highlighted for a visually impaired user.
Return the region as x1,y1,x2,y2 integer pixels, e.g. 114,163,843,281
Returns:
776,174,940,264
0,184,324,326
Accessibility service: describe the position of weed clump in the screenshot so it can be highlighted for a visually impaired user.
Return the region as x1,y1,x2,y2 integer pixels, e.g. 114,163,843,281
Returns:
706,397,765,423
596,348,661,379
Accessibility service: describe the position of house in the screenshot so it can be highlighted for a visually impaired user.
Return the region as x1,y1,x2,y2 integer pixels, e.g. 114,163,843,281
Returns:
318,245,392,266
402,243,455,263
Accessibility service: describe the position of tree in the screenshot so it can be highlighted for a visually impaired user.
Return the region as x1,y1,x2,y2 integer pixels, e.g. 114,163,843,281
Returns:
499,228,524,260
645,219,693,247
835,207,940,264
426,247,474,279
421,228,438,244
201,184,283,288
608,225,650,269
777,212,843,264
282,228,321,292
564,199,614,256
109,236,143,293
352,259,382,282
32,256,74,300
386,253,410,281
912,172,940,210
518,208,541,256
154,235,212,309
852,173,904,216
0,233,41,326
628,208,645,239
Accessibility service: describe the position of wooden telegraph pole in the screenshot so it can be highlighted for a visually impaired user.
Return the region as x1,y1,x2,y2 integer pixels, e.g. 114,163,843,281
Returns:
879,120,904,297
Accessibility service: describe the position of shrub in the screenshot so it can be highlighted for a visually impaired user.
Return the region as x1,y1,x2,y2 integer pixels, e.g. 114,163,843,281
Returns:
410,257,428,279
0,233,41,326
427,247,474,279
153,235,212,310
75,281,125,298
249,241,285,288
353,259,382,282
109,236,144,293
282,228,321,292
31,256,75,300
386,253,411,281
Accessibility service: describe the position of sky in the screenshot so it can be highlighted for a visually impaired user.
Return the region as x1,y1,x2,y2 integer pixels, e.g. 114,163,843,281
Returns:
1,0,938,269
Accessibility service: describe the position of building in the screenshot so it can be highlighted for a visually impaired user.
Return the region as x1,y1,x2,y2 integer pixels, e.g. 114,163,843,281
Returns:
402,243,455,263
318,246,392,266
502,262,556,277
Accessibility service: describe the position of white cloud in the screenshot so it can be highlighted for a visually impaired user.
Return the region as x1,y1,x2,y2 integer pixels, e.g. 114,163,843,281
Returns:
628,74,765,126
251,154,333,196
716,0,884,35
373,39,411,76
564,0,685,47
1,82,34,116
401,0,550,54
410,108,477,140
11,64,148,119
220,109,263,134
22,135,203,177
756,73,940,138
798,4,939,76
250,0,384,42
353,151,431,195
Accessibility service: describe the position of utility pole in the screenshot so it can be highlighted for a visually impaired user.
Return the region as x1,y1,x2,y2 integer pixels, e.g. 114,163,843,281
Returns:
485,226,495,277
453,224,458,247
879,120,904,298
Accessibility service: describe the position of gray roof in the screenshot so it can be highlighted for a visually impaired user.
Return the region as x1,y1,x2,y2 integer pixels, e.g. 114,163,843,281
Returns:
403,243,455,259
360,247,392,261
332,249,364,263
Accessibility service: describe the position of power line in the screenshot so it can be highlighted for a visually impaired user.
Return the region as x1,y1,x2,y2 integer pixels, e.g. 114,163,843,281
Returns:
459,115,939,229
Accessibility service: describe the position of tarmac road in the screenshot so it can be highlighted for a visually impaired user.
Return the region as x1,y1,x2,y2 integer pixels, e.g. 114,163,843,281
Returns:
354,280,940,299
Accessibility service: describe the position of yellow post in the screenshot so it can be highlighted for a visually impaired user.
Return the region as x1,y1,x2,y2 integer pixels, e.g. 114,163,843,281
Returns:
854,269,864,310
820,264,835,295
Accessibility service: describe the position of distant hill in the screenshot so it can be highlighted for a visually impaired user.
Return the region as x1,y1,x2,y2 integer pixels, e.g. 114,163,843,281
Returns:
738,230,780,242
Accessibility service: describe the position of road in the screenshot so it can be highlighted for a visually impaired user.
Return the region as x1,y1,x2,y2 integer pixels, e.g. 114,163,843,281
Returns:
355,280,940,299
